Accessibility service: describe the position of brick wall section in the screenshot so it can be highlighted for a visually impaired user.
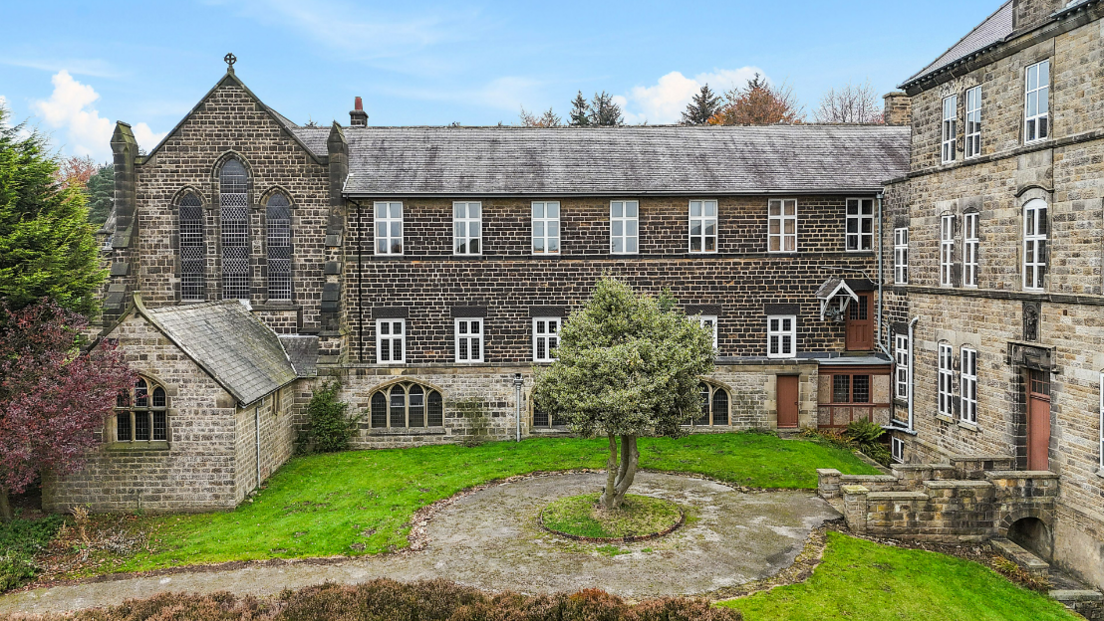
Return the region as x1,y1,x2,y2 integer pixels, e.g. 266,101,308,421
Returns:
129,78,331,334
345,195,879,365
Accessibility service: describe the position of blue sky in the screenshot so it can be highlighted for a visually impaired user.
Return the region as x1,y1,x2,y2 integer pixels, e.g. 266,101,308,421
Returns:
1,0,1001,161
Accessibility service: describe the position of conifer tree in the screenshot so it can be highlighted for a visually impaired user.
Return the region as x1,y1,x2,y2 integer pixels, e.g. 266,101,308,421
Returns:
569,91,591,127
588,91,624,126
681,84,721,125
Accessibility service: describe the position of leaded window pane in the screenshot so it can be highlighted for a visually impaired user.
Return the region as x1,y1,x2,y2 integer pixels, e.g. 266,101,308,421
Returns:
220,159,250,300
428,390,443,427
712,389,729,425
266,193,293,301
371,392,387,428
179,193,206,301
390,389,406,428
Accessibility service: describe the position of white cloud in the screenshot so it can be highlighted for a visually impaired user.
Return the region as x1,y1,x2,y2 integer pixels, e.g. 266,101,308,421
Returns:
31,71,165,159
619,67,765,125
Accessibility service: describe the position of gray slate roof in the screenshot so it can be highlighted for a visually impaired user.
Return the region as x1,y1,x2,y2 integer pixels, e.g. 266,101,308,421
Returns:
142,300,298,405
292,125,909,196
278,335,319,377
903,1,1014,87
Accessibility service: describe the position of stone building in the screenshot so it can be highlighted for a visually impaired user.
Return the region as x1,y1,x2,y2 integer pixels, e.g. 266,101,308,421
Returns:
881,0,1104,590
52,58,912,512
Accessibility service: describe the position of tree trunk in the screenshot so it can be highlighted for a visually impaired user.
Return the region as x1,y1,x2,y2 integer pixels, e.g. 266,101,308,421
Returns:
0,486,12,523
611,434,639,510
599,434,619,511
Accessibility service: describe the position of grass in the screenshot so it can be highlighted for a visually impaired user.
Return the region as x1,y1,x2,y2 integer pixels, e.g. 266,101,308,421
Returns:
721,532,1077,621
104,432,874,574
541,493,681,539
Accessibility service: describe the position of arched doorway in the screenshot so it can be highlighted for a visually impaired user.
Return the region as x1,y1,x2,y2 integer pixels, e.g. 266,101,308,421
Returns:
1008,517,1052,561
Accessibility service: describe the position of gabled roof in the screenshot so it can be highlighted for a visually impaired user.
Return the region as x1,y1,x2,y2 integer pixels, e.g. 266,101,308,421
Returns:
902,2,1014,88
291,124,909,196
134,297,298,405
138,70,323,165
278,334,319,377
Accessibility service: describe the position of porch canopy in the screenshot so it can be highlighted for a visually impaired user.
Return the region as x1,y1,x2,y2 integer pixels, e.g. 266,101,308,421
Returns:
816,277,860,322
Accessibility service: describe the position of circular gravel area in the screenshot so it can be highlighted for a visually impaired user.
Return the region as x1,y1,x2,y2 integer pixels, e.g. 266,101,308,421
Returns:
0,472,841,615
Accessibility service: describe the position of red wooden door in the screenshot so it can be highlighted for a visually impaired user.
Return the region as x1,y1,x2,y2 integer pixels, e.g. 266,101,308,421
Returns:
1027,371,1051,471
777,375,799,428
846,293,873,351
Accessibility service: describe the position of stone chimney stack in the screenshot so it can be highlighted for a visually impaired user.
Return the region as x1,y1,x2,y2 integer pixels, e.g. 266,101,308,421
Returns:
883,92,912,127
350,96,368,127
1013,0,1066,33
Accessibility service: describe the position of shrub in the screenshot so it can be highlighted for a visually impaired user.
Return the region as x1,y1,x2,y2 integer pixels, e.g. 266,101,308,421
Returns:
0,513,65,592
15,579,743,620
304,381,362,453
844,420,891,467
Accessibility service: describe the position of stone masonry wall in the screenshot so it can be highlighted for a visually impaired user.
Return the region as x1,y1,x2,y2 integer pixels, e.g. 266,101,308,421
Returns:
130,77,331,335
233,383,299,501
43,312,240,513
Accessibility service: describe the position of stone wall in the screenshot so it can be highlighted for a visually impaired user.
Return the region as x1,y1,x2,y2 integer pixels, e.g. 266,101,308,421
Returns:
233,383,299,501
44,313,240,513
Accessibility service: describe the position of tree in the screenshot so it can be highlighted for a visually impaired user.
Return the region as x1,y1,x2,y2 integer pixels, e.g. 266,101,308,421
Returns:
708,73,804,126
56,155,98,191
0,300,134,520
568,91,591,127
519,106,562,128
814,80,885,124
680,84,721,125
84,164,114,228
531,279,715,511
0,106,106,316
588,91,624,127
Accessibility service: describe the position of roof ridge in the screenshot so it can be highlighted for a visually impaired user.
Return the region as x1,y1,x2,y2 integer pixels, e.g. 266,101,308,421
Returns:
903,0,1014,86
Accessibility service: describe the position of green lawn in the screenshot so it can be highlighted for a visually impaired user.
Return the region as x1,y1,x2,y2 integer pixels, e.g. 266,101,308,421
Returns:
721,531,1076,621
113,432,874,573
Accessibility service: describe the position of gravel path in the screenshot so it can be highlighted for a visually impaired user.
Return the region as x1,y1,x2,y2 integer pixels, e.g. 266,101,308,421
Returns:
1,472,840,615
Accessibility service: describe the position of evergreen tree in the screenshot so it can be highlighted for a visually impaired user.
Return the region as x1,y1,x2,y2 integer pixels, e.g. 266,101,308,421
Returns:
85,164,114,227
588,91,624,126
0,107,105,316
681,84,721,125
569,91,591,127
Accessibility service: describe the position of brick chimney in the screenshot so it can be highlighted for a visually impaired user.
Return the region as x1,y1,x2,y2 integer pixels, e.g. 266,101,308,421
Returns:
349,96,368,127
1013,0,1066,33
883,92,912,127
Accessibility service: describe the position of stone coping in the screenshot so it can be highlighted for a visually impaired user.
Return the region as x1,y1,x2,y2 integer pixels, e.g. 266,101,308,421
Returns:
840,474,898,482
865,491,928,501
537,502,686,544
1050,590,1104,603
984,470,1060,480
890,464,956,471
924,480,995,489
367,428,447,437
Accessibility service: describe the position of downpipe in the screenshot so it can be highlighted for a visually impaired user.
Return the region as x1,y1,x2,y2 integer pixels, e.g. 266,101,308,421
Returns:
907,316,920,433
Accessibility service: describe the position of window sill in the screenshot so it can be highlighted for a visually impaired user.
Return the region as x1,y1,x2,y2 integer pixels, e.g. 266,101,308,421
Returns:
957,421,980,432
893,397,909,408
366,427,446,436
1096,468,1104,479
106,441,170,451
935,414,954,424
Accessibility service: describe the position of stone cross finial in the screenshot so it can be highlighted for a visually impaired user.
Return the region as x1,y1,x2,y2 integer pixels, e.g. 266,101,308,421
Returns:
224,53,237,71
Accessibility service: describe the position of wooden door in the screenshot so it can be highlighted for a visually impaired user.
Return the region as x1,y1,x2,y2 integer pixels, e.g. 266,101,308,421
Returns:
1027,371,1051,471
777,375,799,429
846,293,873,351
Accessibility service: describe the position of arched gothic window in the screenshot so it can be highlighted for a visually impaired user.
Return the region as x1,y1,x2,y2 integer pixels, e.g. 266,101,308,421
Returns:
370,382,443,429
266,193,293,301
692,382,730,427
220,159,250,300
115,378,168,442
179,192,206,301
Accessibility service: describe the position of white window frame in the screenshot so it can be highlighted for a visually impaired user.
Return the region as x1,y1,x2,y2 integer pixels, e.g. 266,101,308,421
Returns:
1023,199,1048,291
453,201,482,256
454,317,484,363
1024,60,1050,144
891,436,904,463
610,200,639,255
376,318,406,365
938,342,954,418
942,94,957,163
845,198,875,252
768,199,798,253
964,212,979,287
688,200,718,253
766,315,797,359
940,214,955,287
374,201,403,255
532,317,561,362
965,86,982,158
894,227,909,285
698,315,718,351
532,201,560,255
894,332,910,401
960,346,978,425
